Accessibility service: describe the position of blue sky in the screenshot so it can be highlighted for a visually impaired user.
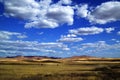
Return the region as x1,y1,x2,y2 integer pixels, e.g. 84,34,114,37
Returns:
0,0,120,58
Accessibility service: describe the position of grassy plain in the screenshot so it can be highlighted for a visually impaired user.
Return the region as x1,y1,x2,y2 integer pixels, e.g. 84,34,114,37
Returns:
0,57,120,80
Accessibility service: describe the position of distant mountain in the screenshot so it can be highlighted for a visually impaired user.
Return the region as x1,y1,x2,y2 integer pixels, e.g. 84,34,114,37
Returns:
6,55,61,60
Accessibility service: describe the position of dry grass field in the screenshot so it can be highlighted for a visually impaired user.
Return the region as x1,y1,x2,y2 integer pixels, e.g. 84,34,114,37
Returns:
0,56,120,80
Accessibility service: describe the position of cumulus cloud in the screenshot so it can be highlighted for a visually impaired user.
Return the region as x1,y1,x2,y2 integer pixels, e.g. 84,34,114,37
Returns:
58,34,83,42
58,0,72,5
45,5,74,25
65,34,77,38
3,0,40,19
58,37,83,42
1,0,120,28
105,27,115,33
69,26,115,35
1,0,74,28
69,26,104,35
0,30,27,39
88,1,120,24
76,4,89,18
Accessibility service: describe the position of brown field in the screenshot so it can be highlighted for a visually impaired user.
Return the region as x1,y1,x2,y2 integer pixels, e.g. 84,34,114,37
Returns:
0,56,120,80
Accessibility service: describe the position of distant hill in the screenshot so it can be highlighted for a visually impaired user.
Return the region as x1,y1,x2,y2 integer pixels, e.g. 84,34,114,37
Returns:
70,55,96,59
4,55,97,62
6,56,61,60
3,55,120,62
6,55,95,59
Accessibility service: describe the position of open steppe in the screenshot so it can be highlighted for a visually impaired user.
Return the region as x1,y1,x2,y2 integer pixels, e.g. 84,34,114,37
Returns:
0,56,120,80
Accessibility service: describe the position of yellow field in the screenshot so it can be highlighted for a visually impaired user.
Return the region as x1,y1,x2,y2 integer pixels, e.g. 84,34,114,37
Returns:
0,57,120,80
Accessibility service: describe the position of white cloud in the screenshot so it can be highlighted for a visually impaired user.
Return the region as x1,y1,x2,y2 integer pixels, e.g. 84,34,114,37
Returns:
62,47,70,51
46,5,74,25
38,32,44,35
2,0,74,28
58,37,83,42
0,40,70,57
0,32,13,40
25,20,59,28
58,0,72,5
116,41,120,43
88,1,120,24
17,34,27,39
58,34,83,42
39,42,68,49
81,41,107,48
111,39,116,41
40,49,56,54
117,31,120,35
3,0,40,20
0,37,119,57
79,41,120,54
61,34,77,38
69,26,115,35
69,26,104,35
1,0,120,28
76,4,89,18
105,27,115,33
0,30,27,39
111,39,120,43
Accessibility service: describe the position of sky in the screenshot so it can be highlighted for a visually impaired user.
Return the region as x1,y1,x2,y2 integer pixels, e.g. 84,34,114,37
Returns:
0,0,120,58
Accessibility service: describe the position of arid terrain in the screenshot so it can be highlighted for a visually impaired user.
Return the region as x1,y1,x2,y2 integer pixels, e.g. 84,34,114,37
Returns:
0,56,120,80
